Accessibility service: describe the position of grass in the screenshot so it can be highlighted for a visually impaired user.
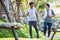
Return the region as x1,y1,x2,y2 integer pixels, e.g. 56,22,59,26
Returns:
0,19,43,38
0,19,60,40
0,38,60,40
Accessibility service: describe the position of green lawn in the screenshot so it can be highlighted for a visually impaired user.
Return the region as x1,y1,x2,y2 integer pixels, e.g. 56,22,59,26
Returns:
0,19,43,38
0,20,60,40
0,38,60,40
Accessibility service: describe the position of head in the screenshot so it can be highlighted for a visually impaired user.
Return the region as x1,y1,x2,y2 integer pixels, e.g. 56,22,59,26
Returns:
29,2,34,8
45,3,50,10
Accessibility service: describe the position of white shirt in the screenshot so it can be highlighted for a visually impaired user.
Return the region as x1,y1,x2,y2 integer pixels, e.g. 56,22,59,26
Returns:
27,7,37,21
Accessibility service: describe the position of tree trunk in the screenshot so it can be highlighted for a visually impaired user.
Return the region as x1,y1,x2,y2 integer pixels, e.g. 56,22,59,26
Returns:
0,3,2,19
15,0,21,23
35,0,39,7
0,0,11,22
16,5,20,23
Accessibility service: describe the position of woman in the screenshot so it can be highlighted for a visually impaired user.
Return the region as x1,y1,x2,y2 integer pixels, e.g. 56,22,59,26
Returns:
42,3,55,37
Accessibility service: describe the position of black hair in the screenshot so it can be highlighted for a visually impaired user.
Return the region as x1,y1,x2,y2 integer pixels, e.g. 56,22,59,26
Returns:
46,3,50,8
29,2,34,5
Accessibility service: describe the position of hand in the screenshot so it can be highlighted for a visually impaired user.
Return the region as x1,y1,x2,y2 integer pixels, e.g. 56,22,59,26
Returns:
23,15,26,17
49,16,52,18
36,20,39,25
27,13,29,16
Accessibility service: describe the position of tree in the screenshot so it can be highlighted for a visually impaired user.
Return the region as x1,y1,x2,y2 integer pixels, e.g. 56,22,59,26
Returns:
15,0,21,23
0,3,2,19
0,0,11,22
37,0,46,13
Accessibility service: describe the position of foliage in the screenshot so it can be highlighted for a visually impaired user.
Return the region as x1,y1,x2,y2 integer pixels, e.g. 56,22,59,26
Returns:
0,19,7,22
37,0,46,13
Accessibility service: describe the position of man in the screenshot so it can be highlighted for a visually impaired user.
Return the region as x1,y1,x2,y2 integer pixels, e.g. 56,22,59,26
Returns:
26,2,39,38
42,3,55,37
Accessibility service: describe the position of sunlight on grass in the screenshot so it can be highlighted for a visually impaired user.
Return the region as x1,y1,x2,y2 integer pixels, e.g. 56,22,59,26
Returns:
0,38,60,40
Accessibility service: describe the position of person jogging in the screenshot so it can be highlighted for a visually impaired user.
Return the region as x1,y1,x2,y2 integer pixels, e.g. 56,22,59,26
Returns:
42,3,55,37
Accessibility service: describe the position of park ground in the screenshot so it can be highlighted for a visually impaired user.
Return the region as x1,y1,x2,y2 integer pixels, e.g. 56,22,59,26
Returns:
0,38,60,40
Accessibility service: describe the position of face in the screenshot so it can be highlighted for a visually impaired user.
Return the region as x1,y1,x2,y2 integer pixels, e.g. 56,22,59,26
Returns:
45,5,49,10
30,4,33,8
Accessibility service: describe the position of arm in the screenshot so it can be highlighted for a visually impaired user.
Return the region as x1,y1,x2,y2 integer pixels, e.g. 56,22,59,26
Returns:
35,9,39,24
41,10,44,17
24,9,29,17
26,8,30,16
41,13,44,17
50,9,55,18
36,13,39,22
51,14,55,17
23,12,29,17
26,12,29,16
51,10,55,17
